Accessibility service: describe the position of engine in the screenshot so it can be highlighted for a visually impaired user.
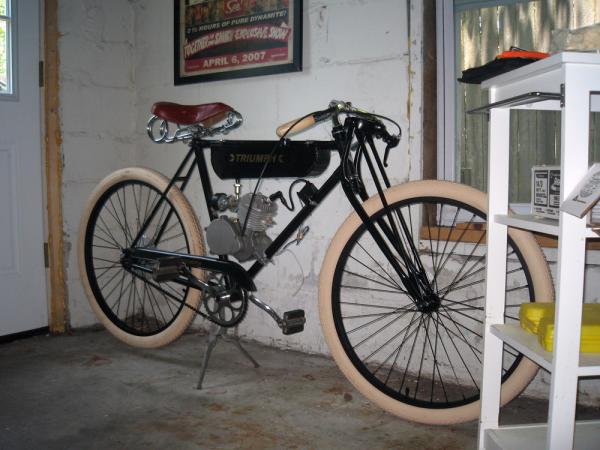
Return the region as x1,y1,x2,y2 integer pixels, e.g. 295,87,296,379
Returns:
205,192,277,262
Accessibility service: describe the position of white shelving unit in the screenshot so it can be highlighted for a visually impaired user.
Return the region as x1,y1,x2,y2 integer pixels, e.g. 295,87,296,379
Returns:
477,52,600,450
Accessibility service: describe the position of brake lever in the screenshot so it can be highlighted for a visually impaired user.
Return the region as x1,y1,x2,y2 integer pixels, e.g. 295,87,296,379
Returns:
383,134,400,167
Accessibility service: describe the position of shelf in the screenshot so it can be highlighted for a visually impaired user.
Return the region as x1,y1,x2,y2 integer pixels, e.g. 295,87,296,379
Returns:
495,214,600,238
495,214,560,235
484,420,600,450
490,324,600,377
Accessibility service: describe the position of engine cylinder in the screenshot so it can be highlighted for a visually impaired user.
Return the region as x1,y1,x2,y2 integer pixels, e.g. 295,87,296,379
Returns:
237,193,277,232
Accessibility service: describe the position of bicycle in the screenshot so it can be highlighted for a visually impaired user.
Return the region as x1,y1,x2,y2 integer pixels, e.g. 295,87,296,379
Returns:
78,99,554,425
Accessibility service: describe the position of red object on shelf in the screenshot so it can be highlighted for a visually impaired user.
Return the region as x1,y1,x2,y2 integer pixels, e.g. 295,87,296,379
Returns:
497,49,549,60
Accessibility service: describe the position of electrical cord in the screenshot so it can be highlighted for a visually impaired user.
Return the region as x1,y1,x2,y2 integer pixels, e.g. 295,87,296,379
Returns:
269,178,311,211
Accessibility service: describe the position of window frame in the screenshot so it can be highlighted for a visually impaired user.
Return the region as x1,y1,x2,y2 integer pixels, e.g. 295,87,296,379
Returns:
0,0,17,100
435,0,457,183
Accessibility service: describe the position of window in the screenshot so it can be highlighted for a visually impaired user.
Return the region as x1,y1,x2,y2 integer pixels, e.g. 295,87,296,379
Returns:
437,0,600,210
0,0,13,96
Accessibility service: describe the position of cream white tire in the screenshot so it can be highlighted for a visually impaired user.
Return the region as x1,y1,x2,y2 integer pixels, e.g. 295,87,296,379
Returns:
78,167,205,348
318,180,554,425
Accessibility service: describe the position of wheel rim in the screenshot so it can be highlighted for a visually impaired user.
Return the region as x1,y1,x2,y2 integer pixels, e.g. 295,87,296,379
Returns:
84,180,191,336
331,196,534,409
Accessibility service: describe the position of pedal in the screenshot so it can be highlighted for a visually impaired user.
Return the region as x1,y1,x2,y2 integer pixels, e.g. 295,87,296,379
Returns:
151,258,183,282
281,309,306,335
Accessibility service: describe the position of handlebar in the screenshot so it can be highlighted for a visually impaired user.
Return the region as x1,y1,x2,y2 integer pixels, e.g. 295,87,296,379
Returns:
275,115,317,138
275,100,401,149
275,106,338,137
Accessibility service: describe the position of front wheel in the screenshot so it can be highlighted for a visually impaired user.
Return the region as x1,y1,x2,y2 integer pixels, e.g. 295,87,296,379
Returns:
319,180,554,424
78,167,205,348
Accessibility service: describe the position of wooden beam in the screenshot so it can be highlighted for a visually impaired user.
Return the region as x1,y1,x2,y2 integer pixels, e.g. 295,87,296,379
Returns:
44,0,68,334
420,225,600,250
422,0,437,180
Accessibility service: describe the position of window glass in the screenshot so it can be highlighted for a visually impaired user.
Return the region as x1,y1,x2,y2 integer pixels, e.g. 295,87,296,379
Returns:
0,19,7,93
0,0,9,94
454,1,600,203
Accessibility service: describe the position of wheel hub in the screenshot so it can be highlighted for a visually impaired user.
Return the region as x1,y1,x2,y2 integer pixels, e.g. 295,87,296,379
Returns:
417,292,441,313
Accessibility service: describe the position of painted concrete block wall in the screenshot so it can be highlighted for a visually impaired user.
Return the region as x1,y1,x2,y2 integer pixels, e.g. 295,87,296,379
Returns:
58,0,137,326
131,0,421,355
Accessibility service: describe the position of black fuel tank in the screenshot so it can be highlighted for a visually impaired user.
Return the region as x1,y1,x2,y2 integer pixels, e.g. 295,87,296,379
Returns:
209,140,335,179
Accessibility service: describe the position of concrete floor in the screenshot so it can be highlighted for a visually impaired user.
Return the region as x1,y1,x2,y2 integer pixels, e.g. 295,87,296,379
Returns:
0,329,598,450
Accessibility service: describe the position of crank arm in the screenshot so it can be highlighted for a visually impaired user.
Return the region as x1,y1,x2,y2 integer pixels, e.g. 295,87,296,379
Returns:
249,294,284,327
249,295,306,335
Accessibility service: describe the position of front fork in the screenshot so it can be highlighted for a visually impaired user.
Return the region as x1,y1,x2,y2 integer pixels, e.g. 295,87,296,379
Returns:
333,121,436,306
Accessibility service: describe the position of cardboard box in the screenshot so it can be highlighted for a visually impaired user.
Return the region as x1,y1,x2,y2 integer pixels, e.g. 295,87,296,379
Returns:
532,165,600,223
561,162,600,219
531,166,561,218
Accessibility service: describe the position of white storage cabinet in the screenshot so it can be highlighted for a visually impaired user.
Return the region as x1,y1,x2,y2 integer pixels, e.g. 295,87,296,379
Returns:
477,52,600,450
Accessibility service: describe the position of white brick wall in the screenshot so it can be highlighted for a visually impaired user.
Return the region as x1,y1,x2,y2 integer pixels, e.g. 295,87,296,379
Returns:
59,0,137,327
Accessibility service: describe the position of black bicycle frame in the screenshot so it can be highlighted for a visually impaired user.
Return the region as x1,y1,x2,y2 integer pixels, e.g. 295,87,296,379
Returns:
127,136,342,291
128,119,429,301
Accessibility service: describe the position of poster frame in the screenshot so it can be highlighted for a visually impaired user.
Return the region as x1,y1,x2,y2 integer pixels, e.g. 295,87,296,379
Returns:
174,0,303,85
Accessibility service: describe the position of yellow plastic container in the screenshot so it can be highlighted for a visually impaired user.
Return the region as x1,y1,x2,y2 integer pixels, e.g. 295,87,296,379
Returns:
537,304,600,353
519,302,554,334
519,302,600,352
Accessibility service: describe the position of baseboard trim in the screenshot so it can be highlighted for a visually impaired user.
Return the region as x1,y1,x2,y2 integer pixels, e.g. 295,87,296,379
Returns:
0,327,50,344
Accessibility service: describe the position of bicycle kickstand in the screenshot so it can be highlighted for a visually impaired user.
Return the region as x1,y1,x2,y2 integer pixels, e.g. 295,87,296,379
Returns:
196,323,260,389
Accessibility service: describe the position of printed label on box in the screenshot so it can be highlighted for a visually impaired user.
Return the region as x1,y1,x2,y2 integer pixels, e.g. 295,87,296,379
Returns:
549,170,561,208
531,166,560,219
534,171,549,207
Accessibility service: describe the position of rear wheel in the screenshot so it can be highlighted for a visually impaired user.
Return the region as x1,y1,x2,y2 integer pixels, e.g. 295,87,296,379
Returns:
78,167,205,348
319,180,553,424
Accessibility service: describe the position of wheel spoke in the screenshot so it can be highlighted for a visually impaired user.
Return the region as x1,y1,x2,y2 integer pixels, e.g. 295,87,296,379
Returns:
346,306,414,335
343,269,405,292
349,252,403,291
353,311,409,353
433,311,481,392
437,230,486,297
340,301,410,311
340,284,405,295
356,240,409,283
430,312,465,399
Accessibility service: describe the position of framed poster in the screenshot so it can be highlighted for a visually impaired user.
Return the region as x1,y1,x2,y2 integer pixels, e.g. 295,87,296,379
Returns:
174,0,302,84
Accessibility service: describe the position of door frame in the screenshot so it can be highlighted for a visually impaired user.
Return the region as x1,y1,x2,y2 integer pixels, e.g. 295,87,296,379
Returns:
44,0,67,334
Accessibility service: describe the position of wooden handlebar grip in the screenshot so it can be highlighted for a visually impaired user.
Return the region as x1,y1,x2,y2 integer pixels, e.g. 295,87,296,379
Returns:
276,115,316,137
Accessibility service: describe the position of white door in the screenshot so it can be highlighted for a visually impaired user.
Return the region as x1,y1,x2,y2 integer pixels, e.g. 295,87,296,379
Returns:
0,0,47,336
